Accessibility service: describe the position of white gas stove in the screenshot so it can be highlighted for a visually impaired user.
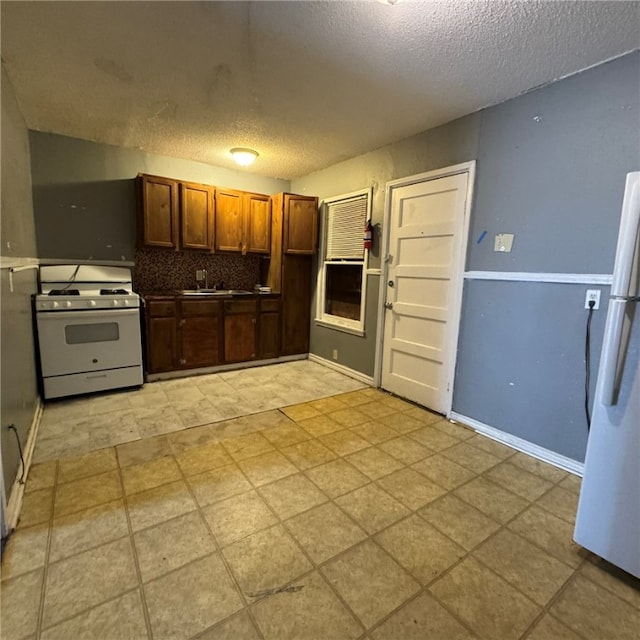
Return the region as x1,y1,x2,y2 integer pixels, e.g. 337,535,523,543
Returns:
36,264,140,311
35,265,143,399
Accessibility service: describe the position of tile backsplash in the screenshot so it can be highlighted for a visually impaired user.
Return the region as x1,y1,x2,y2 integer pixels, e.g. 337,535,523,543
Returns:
133,247,262,292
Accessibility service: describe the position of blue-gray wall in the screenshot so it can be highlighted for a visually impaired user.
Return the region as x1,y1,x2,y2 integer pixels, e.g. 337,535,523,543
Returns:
467,52,639,273
29,132,289,263
292,51,640,462
1,66,39,508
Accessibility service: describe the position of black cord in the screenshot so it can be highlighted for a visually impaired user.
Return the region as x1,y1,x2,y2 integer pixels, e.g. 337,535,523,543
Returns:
59,265,81,291
7,424,26,484
585,302,595,430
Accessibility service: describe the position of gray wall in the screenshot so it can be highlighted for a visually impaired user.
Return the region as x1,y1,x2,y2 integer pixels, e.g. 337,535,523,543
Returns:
29,132,289,262
292,51,640,462
455,281,609,459
1,66,39,502
467,52,640,274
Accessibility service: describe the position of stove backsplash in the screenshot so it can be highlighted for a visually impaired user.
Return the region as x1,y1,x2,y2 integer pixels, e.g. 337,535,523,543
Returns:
134,248,262,292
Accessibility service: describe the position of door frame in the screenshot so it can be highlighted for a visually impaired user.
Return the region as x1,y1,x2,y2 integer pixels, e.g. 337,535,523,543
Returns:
373,161,476,417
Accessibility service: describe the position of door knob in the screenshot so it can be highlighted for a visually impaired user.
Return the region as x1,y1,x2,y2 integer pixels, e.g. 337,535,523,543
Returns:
388,280,394,287
384,302,393,309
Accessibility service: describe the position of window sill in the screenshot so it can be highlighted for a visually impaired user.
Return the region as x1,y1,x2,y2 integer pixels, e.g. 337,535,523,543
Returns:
314,318,365,337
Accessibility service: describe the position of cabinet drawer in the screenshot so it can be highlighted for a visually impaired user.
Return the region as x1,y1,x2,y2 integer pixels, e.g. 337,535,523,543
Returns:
260,299,280,313
224,299,257,314
180,300,220,317
147,300,176,317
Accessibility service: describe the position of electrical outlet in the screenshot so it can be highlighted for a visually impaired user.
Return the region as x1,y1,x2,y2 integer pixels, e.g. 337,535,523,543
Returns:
332,349,338,360
585,289,601,310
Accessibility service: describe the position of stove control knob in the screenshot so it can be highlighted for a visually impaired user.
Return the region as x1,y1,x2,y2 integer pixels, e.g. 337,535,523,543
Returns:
124,300,130,306
89,300,97,307
65,301,72,308
52,301,60,309
112,300,119,307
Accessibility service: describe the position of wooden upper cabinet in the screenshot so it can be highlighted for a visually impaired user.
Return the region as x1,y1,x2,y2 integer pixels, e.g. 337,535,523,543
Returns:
180,182,214,251
216,189,271,254
244,193,271,254
140,175,179,249
283,194,318,254
140,175,213,251
215,190,244,252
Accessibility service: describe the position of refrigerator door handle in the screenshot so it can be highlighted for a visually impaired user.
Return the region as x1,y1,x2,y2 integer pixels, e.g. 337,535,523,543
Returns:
599,301,627,406
611,174,640,298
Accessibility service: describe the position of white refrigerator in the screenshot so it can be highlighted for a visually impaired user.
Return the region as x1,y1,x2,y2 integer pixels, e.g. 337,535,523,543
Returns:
574,171,640,578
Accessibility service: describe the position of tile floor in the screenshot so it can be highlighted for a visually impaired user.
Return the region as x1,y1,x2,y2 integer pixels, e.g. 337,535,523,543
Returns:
2,365,639,639
32,360,366,462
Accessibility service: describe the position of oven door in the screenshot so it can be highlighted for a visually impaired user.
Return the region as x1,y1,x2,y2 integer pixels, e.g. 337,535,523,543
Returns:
36,308,142,377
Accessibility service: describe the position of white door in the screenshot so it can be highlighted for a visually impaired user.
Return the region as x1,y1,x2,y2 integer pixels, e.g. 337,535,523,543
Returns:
381,171,470,415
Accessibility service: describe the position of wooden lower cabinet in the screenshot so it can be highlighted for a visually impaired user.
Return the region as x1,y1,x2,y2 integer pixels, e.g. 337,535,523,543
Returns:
179,300,221,368
224,314,256,363
146,299,178,373
147,316,178,373
224,299,257,363
281,255,311,356
145,295,289,374
259,298,281,359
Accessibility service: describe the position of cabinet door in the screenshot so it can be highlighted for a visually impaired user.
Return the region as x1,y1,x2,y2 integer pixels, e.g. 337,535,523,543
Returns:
180,182,214,251
224,314,256,363
259,312,280,359
147,317,178,373
215,190,244,252
281,255,311,355
140,175,179,249
244,193,271,254
283,195,318,255
180,316,221,368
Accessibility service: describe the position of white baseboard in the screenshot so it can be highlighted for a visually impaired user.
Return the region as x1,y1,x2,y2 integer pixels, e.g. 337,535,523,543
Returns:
308,353,374,386
449,411,584,476
4,397,44,535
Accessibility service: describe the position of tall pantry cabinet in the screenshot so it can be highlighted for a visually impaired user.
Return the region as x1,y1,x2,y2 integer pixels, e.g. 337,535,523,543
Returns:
266,194,318,356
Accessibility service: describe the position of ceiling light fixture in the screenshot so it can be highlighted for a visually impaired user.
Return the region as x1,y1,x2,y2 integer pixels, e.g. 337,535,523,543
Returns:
230,148,259,167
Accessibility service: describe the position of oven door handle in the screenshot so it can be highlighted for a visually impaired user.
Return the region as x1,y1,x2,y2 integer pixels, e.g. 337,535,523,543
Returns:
37,308,140,320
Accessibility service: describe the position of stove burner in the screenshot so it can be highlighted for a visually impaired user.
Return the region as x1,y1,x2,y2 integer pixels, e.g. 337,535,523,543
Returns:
49,289,80,296
100,288,129,295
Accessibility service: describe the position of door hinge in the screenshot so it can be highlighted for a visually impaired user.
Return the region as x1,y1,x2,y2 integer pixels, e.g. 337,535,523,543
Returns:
384,254,393,264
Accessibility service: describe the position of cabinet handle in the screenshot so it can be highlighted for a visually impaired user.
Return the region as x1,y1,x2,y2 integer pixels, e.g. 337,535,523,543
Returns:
252,317,256,324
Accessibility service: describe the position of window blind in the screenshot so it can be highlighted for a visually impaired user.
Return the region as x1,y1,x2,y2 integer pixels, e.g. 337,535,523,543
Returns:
326,195,367,260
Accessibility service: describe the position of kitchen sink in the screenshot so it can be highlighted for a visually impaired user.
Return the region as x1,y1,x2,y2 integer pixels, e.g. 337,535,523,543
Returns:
176,289,253,296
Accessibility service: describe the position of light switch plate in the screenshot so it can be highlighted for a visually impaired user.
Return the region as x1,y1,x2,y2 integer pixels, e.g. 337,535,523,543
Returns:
494,233,515,252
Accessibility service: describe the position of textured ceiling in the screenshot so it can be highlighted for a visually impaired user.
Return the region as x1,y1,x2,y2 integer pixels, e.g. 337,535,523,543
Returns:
2,1,638,180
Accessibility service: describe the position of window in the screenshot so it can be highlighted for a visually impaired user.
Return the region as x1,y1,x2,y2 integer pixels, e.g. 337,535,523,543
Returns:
316,188,371,335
